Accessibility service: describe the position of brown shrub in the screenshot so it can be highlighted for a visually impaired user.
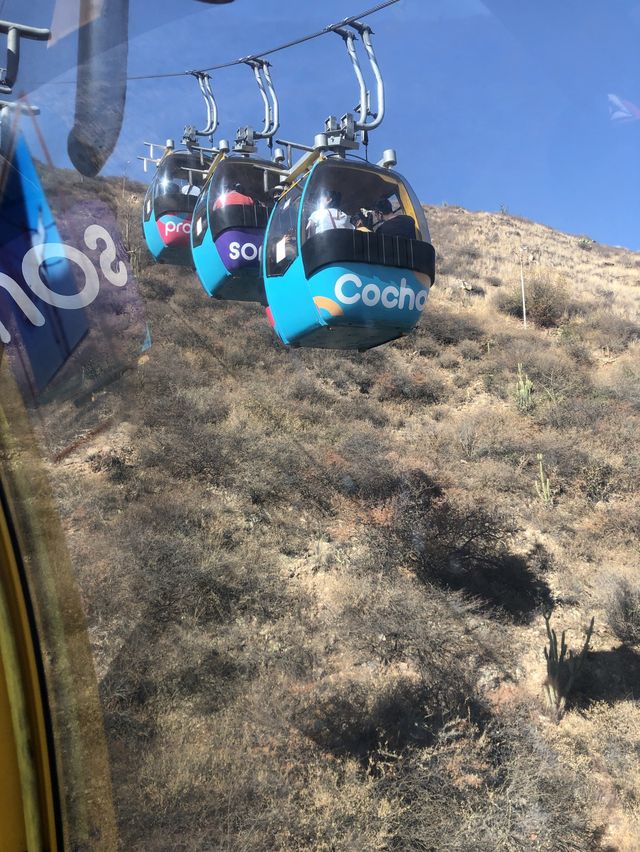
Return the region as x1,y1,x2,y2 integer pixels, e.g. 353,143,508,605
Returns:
582,309,640,353
387,471,553,621
374,367,445,403
495,270,570,327
606,350,640,408
418,303,484,345
609,579,640,645
380,711,603,851
458,339,483,360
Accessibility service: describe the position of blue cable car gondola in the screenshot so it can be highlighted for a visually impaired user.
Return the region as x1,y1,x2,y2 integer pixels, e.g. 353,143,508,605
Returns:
190,59,283,303
262,21,436,351
191,154,281,302
263,156,435,350
141,146,210,266
140,71,216,266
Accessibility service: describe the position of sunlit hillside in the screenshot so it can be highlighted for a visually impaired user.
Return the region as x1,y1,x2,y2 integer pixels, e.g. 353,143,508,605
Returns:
35,168,640,850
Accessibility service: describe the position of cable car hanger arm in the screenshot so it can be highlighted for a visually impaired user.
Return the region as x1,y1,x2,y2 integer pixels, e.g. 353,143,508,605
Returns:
0,20,50,94
352,22,384,131
269,17,386,163
333,28,368,129
233,58,279,152
333,22,384,131
245,60,273,140
260,61,279,139
183,71,218,146
197,72,218,137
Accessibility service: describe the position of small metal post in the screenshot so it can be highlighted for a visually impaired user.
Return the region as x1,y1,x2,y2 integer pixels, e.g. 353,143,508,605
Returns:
520,249,527,328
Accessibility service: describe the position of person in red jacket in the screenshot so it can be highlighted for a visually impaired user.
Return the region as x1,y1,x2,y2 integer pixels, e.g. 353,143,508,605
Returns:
214,182,254,209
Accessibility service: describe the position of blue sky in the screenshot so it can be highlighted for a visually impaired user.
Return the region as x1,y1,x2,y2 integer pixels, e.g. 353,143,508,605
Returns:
7,0,640,250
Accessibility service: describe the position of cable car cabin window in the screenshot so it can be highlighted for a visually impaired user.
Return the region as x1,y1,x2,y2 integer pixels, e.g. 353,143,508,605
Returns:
206,159,280,240
265,181,304,278
191,188,210,248
299,160,435,282
153,153,209,216
301,161,427,243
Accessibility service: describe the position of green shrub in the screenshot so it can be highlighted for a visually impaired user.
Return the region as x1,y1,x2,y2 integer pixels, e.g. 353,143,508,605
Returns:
535,453,553,506
515,363,534,411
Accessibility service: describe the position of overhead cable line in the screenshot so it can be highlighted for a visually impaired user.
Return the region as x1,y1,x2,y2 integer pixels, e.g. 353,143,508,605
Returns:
126,0,400,81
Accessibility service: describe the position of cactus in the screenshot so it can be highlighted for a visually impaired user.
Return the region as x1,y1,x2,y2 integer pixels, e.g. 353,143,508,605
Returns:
515,363,534,411
535,453,552,506
543,610,594,719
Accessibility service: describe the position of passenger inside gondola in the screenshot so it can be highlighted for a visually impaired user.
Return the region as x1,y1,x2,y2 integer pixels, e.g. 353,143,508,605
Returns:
306,190,354,235
351,208,374,231
214,182,255,208
206,162,280,217
372,197,417,239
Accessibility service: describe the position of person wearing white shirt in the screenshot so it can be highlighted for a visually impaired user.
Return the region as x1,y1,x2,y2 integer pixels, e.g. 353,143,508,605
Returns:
306,190,354,236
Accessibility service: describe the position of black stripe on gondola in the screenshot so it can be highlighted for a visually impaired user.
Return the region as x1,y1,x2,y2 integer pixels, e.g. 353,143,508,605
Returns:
153,192,198,218
301,229,436,283
207,203,273,239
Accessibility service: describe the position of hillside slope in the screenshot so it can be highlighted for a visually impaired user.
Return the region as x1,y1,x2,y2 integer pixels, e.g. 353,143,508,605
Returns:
34,170,640,850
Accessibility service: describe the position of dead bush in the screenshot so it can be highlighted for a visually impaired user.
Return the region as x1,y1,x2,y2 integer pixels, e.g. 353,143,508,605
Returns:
147,278,175,301
374,368,445,403
538,391,610,431
418,304,484,345
333,394,390,427
438,350,460,370
332,429,400,500
297,679,439,765
139,424,230,485
414,333,442,358
609,579,640,645
582,309,640,353
607,353,640,408
534,433,590,482
88,448,133,483
433,404,531,467
458,339,483,360
305,348,387,392
389,471,553,621
580,461,615,503
380,713,603,851
495,270,570,327
557,328,593,366
287,372,331,403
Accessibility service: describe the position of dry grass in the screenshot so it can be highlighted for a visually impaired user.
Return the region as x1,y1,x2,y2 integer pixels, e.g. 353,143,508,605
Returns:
18,171,640,848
